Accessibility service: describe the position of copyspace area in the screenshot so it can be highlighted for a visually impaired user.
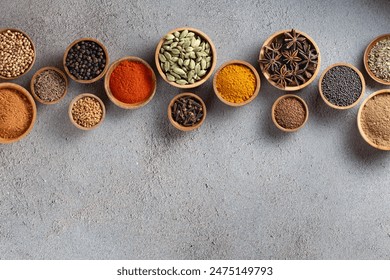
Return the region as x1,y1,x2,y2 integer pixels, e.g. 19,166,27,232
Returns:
1,0,390,259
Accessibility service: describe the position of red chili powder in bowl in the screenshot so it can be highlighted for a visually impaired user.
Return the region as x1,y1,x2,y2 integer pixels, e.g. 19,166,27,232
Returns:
109,60,154,104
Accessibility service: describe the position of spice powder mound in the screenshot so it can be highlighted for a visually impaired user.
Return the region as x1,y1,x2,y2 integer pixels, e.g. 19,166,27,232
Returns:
71,96,103,128
274,97,306,129
360,93,390,147
109,60,154,104
216,64,256,103
0,88,33,139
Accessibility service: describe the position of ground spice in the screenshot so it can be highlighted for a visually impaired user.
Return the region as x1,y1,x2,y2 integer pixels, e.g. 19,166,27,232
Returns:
274,96,306,129
33,69,66,102
109,60,154,104
0,30,35,78
71,96,103,128
0,88,33,139
215,64,256,103
360,93,390,147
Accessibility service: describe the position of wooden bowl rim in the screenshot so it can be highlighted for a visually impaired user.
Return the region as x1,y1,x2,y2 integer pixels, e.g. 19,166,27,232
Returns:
155,27,217,89
271,94,309,132
0,28,36,80
30,66,68,105
63,37,109,84
104,56,157,109
68,93,106,131
258,29,321,91
357,89,390,150
0,82,37,143
212,59,261,107
363,33,390,86
167,92,207,131
318,62,366,110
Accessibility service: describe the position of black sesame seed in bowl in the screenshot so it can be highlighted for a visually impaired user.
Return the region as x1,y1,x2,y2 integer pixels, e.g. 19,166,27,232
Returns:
63,38,109,84
319,63,366,110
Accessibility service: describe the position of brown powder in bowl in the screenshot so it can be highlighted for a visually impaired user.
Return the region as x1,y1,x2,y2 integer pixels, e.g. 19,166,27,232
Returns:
0,88,33,139
360,92,390,147
274,96,307,130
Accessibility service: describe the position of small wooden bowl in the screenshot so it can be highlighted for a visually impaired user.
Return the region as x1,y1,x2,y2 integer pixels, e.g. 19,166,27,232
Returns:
68,93,106,131
318,62,366,110
0,28,36,80
63,38,109,84
259,29,321,91
168,92,206,131
363,34,390,85
357,89,390,150
30,66,68,104
155,27,217,89
213,60,261,107
0,82,37,144
271,94,309,132
104,56,157,109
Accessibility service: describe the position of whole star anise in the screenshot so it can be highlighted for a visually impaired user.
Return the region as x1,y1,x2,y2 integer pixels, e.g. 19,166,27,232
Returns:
282,49,302,67
259,50,282,72
287,64,305,86
270,65,291,88
284,29,306,50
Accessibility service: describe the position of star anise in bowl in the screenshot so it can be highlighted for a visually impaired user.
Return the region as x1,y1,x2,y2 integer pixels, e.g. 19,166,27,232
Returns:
259,29,320,91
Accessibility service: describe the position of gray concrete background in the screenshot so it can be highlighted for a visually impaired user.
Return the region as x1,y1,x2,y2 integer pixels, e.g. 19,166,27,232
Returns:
1,0,390,259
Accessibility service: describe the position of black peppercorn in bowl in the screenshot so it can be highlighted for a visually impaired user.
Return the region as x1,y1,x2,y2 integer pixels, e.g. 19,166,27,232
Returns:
168,92,207,131
0,28,36,80
319,63,365,110
258,29,321,91
63,38,109,84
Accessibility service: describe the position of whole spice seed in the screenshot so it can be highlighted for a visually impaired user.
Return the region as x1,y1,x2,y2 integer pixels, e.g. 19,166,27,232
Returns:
65,40,106,80
0,30,34,78
321,65,362,107
274,96,306,130
171,96,204,127
259,29,319,89
360,92,390,147
159,29,212,85
33,69,66,102
109,60,154,104
215,64,256,103
0,88,33,139
368,37,390,82
71,96,103,128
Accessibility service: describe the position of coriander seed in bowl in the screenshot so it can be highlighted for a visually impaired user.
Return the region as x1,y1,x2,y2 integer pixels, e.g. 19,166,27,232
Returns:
69,93,105,130
0,28,36,79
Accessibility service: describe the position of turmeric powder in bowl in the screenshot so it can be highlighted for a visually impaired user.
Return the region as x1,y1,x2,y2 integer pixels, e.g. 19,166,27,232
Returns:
213,60,260,106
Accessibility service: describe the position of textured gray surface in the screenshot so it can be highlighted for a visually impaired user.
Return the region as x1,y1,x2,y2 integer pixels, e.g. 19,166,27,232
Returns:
1,0,390,260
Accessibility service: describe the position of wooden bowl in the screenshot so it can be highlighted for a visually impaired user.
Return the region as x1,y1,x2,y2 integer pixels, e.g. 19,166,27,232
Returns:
104,56,157,109
30,66,68,104
68,93,106,131
155,27,217,89
357,89,390,150
259,29,321,91
0,82,37,143
363,34,390,85
318,62,365,110
0,28,36,80
168,92,206,131
271,94,309,132
213,60,261,107
63,38,109,84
